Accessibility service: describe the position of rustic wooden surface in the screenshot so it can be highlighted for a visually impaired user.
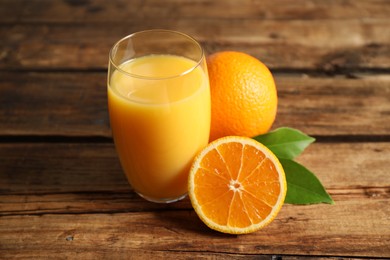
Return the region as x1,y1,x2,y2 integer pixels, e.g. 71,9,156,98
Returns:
0,0,389,259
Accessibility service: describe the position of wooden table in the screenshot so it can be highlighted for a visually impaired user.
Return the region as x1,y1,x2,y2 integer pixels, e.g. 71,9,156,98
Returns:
1,0,389,258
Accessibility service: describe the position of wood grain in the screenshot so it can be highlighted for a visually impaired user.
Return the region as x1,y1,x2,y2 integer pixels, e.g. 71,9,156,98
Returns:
0,143,125,195
1,72,389,137
1,199,389,258
0,249,280,260
0,72,110,137
274,74,390,136
1,19,388,71
0,0,389,23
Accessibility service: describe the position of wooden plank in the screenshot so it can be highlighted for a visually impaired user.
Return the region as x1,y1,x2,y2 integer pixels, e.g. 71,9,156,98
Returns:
1,19,389,71
0,142,388,214
1,72,389,137
0,249,278,260
0,72,110,137
0,198,389,258
3,250,314,260
274,74,390,136
0,143,126,195
0,0,388,23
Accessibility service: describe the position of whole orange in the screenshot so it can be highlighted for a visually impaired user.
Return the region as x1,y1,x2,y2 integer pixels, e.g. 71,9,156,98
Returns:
207,51,277,141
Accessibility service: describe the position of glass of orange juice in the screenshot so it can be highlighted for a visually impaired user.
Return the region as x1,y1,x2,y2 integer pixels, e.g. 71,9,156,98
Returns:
107,30,211,203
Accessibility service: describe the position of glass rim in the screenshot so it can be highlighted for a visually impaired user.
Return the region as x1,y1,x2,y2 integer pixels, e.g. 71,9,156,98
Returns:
109,29,205,80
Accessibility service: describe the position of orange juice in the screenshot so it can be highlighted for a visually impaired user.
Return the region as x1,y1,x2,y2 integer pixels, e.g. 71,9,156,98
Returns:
108,54,210,202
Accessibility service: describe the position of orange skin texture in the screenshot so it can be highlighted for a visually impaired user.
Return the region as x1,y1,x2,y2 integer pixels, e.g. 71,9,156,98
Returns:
207,51,278,141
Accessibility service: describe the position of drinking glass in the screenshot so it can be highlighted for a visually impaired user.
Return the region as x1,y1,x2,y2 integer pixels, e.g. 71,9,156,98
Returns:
107,30,211,203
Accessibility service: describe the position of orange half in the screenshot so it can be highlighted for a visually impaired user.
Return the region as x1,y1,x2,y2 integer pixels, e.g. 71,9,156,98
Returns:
188,136,287,234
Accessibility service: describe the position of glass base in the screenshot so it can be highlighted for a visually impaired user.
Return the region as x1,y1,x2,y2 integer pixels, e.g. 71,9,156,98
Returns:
137,192,187,204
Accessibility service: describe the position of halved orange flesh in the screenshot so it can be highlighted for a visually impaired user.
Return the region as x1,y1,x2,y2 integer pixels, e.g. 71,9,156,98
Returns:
188,136,287,234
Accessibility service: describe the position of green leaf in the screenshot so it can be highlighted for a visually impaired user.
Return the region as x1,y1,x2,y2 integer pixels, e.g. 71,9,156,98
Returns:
253,127,315,159
280,159,334,205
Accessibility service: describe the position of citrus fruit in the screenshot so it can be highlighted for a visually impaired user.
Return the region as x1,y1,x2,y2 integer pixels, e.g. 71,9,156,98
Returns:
188,136,287,234
207,51,278,141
